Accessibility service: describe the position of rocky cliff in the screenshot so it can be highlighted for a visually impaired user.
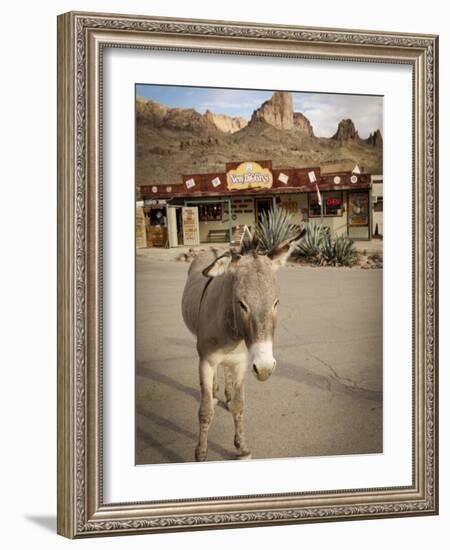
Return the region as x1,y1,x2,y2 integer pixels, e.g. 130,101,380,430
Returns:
204,110,247,134
293,112,314,136
249,91,294,130
332,119,359,141
136,97,218,135
332,118,383,147
249,92,314,135
136,96,168,126
365,129,383,147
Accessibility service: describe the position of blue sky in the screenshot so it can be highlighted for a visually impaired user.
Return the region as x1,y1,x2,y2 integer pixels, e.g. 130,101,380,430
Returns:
136,84,383,139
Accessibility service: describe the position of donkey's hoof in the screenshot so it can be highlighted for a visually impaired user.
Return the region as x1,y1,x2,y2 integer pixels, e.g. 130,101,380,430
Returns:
226,400,232,411
195,446,208,462
236,452,252,460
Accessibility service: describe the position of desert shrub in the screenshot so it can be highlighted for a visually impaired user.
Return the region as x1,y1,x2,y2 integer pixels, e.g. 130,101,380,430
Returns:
256,206,298,253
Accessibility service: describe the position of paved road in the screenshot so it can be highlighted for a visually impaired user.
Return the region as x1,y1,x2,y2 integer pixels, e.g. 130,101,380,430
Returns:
135,254,382,464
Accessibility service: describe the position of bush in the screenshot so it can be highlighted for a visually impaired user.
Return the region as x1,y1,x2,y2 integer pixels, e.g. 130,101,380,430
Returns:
255,206,298,253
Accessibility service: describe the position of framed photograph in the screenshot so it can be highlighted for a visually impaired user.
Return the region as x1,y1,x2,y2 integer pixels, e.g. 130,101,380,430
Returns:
57,11,439,538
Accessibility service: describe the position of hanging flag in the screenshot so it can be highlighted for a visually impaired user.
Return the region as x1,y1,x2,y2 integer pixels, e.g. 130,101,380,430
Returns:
315,181,322,206
308,170,322,208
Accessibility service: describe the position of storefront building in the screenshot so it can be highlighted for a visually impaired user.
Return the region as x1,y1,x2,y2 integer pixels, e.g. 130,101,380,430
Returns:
137,160,379,248
371,174,384,238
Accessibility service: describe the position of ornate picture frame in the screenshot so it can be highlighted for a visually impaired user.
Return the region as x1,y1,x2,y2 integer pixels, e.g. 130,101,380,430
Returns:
57,11,438,538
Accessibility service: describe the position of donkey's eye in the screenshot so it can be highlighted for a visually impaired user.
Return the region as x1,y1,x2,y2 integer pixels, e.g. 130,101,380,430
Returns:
239,300,249,312
273,299,280,309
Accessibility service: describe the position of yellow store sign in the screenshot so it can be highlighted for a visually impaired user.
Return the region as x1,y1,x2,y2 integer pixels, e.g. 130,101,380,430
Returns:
226,162,273,191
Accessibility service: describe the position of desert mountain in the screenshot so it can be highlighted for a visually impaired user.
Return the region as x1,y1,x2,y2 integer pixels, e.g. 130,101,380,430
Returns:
136,92,382,186
204,110,247,134
365,129,383,148
293,112,314,137
332,119,359,141
136,96,218,135
331,119,383,149
249,91,294,130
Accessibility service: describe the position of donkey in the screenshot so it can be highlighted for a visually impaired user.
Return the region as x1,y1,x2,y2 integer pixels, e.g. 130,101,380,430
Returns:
181,230,305,461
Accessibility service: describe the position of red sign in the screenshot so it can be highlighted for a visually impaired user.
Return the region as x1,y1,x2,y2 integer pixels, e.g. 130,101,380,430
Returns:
326,198,341,207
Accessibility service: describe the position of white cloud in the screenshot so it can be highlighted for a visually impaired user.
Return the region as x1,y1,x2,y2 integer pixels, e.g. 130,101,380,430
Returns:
294,93,383,138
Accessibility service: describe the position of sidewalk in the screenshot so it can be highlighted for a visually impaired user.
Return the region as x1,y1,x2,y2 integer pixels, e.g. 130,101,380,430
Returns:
137,238,383,261
136,243,228,261
354,238,383,254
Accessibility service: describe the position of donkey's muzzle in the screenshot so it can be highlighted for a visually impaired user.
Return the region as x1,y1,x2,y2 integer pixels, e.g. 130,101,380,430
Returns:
252,360,276,381
249,342,276,381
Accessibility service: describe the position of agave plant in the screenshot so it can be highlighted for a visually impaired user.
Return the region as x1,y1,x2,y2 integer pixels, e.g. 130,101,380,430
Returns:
333,235,359,266
294,223,359,267
255,206,298,253
296,223,327,258
318,229,335,264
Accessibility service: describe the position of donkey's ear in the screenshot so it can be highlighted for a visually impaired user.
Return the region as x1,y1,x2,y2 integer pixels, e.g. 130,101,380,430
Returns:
238,226,257,255
268,228,306,269
202,251,240,278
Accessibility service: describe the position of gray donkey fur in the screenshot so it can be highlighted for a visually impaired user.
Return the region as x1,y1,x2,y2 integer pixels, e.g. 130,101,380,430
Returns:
181,230,305,461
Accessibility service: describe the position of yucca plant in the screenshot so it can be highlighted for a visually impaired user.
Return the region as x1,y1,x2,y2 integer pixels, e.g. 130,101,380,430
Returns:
255,206,298,253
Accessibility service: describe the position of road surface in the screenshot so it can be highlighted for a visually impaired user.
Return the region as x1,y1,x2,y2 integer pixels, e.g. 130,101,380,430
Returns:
135,252,382,464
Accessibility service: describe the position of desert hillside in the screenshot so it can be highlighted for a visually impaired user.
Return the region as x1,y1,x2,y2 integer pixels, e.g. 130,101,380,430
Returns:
136,91,382,186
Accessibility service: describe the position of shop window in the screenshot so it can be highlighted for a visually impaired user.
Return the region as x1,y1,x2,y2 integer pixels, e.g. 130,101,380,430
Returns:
308,191,343,217
147,208,167,226
199,203,223,221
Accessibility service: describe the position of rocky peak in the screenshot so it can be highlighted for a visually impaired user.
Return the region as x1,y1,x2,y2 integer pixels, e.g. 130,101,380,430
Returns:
293,112,314,137
163,107,217,134
136,97,168,126
365,129,383,147
204,110,247,134
332,119,359,141
136,97,217,134
249,91,294,130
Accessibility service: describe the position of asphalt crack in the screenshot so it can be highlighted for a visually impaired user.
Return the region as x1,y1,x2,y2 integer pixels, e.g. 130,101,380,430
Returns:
306,349,382,404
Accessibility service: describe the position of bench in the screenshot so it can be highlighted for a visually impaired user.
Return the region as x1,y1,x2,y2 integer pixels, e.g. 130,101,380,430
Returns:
207,229,229,243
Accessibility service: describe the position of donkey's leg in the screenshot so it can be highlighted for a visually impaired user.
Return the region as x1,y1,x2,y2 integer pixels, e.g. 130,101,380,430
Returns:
212,370,219,406
229,363,251,459
224,367,234,409
195,359,217,462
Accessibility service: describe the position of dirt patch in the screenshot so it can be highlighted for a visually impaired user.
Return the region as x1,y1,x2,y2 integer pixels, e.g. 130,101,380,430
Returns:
358,252,383,269
176,247,210,262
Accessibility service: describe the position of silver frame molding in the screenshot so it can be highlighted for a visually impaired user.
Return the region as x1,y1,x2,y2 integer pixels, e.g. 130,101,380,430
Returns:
57,11,439,538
